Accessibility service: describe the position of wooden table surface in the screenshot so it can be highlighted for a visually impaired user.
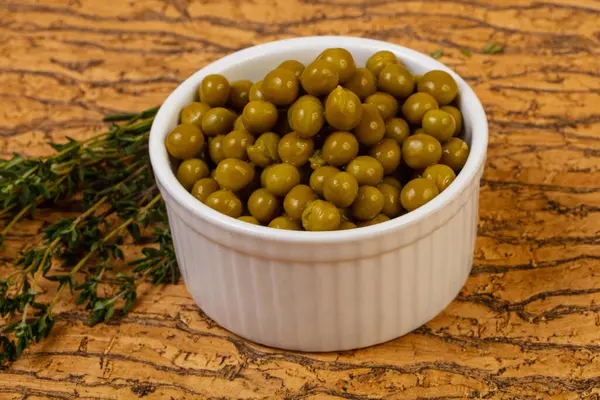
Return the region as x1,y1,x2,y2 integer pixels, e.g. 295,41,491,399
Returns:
1,0,600,399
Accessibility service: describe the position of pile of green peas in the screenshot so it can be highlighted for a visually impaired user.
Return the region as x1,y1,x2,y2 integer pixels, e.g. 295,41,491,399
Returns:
165,48,470,231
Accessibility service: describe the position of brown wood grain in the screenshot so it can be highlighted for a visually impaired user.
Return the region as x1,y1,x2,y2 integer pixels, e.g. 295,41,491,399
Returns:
1,0,600,398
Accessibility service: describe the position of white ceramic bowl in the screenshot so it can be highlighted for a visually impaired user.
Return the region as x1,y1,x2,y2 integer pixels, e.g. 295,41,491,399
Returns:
149,36,488,352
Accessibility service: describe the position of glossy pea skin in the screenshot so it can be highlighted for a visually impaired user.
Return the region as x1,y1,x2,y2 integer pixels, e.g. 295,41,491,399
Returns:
278,132,315,167
369,139,401,175
381,176,402,189
357,214,390,227
228,80,253,111
441,138,470,171
263,163,301,196
377,183,402,218
269,216,302,230
422,109,456,142
222,130,255,160
384,117,410,145
365,92,399,121
366,50,399,77
402,92,439,125
176,158,209,190
343,68,377,100
417,70,458,106
283,184,318,221
325,86,363,131
205,190,243,218
378,64,415,99
300,59,339,96
238,215,260,225
233,115,246,131
214,158,255,191
242,100,278,134
199,74,230,107
423,164,456,192
180,102,211,126
287,95,324,138
165,124,205,160
322,131,359,166
191,178,219,203
208,135,226,164
309,166,340,196
400,178,439,212
249,80,265,101
317,48,357,84
248,188,280,224
201,108,237,137
402,133,442,169
323,171,359,208
246,132,280,167
351,185,384,221
338,220,358,230
441,105,463,136
262,67,300,106
354,103,385,146
278,60,305,79
302,200,341,231
346,156,385,186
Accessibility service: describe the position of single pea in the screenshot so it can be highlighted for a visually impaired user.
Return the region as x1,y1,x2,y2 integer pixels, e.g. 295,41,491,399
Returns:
378,63,415,99
205,190,243,218
377,183,402,218
242,100,278,134
346,156,385,186
402,133,442,169
263,163,301,196
357,214,391,227
246,132,280,167
441,105,463,136
249,80,265,101
238,215,260,225
417,70,458,105
354,103,385,146
400,178,439,212
165,123,205,160
176,158,209,190
382,176,402,189
413,128,426,135
339,220,358,230
309,166,340,196
248,188,280,224
201,107,237,137
263,67,300,106
423,164,456,192
278,60,305,79
384,117,410,145
214,158,255,191
365,92,399,121
233,115,246,131
199,74,230,107
302,200,341,231
228,80,253,111
283,184,318,221
422,109,456,142
287,95,324,138
222,130,255,160
277,132,315,167
317,48,357,84
366,50,399,77
268,216,302,230
441,138,470,171
180,102,211,126
300,59,339,96
402,92,439,124
191,178,220,203
343,67,377,100
351,185,385,221
323,171,359,208
325,86,363,131
208,135,226,164
369,139,402,175
322,131,359,166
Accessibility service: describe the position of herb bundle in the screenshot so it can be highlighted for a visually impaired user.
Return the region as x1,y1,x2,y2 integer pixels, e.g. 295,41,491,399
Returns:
0,107,178,364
